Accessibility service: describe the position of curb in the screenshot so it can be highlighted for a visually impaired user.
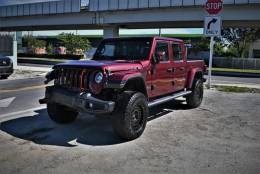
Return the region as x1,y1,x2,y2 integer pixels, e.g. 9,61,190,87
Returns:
210,71,260,78
212,83,260,90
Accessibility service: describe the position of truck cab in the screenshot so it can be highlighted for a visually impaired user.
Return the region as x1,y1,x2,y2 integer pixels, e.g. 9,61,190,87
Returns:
40,37,206,140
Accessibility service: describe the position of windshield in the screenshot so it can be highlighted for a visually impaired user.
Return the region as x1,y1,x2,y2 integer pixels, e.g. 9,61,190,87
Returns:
93,39,152,61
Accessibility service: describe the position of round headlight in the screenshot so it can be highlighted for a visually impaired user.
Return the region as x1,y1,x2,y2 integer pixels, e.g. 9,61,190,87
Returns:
95,72,103,84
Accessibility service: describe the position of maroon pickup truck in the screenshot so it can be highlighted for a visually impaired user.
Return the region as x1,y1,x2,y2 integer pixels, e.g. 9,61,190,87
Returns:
40,37,206,140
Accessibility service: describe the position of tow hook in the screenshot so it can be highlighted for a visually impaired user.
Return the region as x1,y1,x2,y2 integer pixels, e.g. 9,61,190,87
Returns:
39,98,48,104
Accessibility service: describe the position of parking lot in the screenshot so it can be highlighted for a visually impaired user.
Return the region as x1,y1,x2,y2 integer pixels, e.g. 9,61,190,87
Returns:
0,89,259,174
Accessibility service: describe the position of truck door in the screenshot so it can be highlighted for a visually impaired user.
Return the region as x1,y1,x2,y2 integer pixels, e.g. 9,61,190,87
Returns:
151,41,173,97
171,42,187,92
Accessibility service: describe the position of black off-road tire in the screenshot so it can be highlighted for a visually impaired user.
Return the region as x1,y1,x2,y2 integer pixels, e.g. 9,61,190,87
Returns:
186,79,204,108
112,91,149,140
47,103,78,124
0,75,9,79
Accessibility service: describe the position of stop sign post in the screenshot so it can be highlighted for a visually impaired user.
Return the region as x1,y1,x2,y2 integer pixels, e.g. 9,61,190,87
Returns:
205,0,223,15
204,0,223,89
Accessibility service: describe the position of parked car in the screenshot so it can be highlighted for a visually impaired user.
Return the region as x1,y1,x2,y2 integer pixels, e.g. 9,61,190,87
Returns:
40,37,206,140
0,54,13,79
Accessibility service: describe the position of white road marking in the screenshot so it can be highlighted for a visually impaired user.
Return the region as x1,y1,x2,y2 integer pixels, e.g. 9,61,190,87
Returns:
0,97,16,108
0,106,46,122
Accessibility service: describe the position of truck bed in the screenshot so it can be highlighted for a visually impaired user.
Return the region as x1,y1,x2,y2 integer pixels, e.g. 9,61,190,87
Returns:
187,60,206,72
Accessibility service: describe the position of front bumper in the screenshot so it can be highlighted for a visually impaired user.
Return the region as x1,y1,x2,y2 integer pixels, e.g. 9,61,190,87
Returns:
0,66,13,75
40,86,115,114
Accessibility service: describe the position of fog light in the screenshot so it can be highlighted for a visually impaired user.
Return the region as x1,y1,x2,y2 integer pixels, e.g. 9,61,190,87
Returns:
89,103,93,108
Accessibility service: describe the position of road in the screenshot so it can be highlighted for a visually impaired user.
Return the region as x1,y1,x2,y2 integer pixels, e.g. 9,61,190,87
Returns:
0,74,259,117
0,80,260,173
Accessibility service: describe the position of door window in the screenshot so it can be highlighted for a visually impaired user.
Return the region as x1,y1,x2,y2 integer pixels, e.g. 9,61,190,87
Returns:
172,43,183,61
155,42,169,62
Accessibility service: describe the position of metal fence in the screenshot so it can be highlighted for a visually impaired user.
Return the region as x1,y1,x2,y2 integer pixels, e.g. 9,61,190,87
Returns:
213,57,260,70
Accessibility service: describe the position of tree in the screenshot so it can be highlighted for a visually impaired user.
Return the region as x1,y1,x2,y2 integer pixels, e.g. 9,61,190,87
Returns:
46,44,54,54
59,33,91,55
190,37,210,53
214,42,225,57
221,28,260,58
24,35,46,54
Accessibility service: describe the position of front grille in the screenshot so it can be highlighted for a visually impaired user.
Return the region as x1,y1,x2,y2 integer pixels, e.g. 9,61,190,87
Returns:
54,68,90,91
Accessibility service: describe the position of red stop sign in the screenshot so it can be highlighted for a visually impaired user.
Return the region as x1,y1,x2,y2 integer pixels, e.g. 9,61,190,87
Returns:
205,0,223,15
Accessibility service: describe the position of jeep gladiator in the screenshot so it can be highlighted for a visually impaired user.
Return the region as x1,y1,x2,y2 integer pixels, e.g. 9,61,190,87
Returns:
40,37,206,140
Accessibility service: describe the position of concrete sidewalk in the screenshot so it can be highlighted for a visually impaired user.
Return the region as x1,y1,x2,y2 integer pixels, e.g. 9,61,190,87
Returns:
212,83,260,90
17,65,52,72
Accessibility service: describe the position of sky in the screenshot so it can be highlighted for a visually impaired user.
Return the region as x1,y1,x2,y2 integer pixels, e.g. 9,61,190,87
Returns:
26,28,203,36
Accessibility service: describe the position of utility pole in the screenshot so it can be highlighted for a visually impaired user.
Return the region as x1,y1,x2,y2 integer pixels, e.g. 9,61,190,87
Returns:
159,28,162,37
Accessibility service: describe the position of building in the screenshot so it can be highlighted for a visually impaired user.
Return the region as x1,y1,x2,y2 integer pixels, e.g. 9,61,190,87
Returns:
249,40,260,58
0,32,12,56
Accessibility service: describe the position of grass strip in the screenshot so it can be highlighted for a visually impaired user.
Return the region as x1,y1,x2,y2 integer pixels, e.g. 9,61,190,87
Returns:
215,85,260,93
212,68,260,74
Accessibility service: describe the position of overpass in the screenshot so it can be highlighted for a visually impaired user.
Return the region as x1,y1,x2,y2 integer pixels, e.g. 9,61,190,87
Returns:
0,0,260,38
0,0,260,68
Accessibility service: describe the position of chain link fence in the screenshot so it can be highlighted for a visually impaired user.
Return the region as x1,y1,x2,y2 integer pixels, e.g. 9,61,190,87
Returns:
213,57,260,70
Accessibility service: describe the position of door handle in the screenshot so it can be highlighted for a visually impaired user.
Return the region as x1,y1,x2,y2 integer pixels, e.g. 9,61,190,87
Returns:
167,68,176,73
167,68,172,73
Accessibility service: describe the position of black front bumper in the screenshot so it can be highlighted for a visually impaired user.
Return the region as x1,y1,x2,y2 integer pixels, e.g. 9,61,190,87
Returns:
0,66,13,75
40,86,115,114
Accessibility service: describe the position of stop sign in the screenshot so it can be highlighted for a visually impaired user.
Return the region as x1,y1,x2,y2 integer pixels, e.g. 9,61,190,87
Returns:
205,0,223,15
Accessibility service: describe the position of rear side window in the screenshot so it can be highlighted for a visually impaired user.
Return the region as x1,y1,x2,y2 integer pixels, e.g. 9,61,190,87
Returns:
172,43,183,61
155,42,169,61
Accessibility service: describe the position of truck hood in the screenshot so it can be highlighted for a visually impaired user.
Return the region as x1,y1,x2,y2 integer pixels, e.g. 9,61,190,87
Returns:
54,60,143,72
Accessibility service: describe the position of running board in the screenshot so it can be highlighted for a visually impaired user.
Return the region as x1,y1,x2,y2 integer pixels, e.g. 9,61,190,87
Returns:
148,91,192,108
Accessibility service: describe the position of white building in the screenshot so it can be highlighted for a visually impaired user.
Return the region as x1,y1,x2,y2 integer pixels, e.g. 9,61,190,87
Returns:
249,40,260,58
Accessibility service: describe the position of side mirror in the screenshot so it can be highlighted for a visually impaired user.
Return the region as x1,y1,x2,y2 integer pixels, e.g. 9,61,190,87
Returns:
152,51,165,64
152,54,160,64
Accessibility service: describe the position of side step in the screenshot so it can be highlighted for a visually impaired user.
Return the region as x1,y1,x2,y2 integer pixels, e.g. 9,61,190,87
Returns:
148,90,192,108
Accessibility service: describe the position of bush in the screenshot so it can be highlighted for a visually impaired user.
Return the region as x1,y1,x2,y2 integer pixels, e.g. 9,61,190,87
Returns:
18,53,84,60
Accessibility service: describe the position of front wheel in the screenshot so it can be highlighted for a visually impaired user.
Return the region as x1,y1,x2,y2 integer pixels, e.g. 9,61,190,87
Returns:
47,103,78,124
112,91,149,140
0,75,9,79
186,79,204,108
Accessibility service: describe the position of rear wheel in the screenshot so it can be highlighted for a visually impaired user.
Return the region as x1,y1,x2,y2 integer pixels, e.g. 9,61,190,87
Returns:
186,79,204,108
47,103,78,124
112,91,148,140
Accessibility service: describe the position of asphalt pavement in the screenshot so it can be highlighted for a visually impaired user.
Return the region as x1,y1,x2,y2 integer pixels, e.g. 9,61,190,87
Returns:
0,89,260,174
0,70,260,174
0,73,259,117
